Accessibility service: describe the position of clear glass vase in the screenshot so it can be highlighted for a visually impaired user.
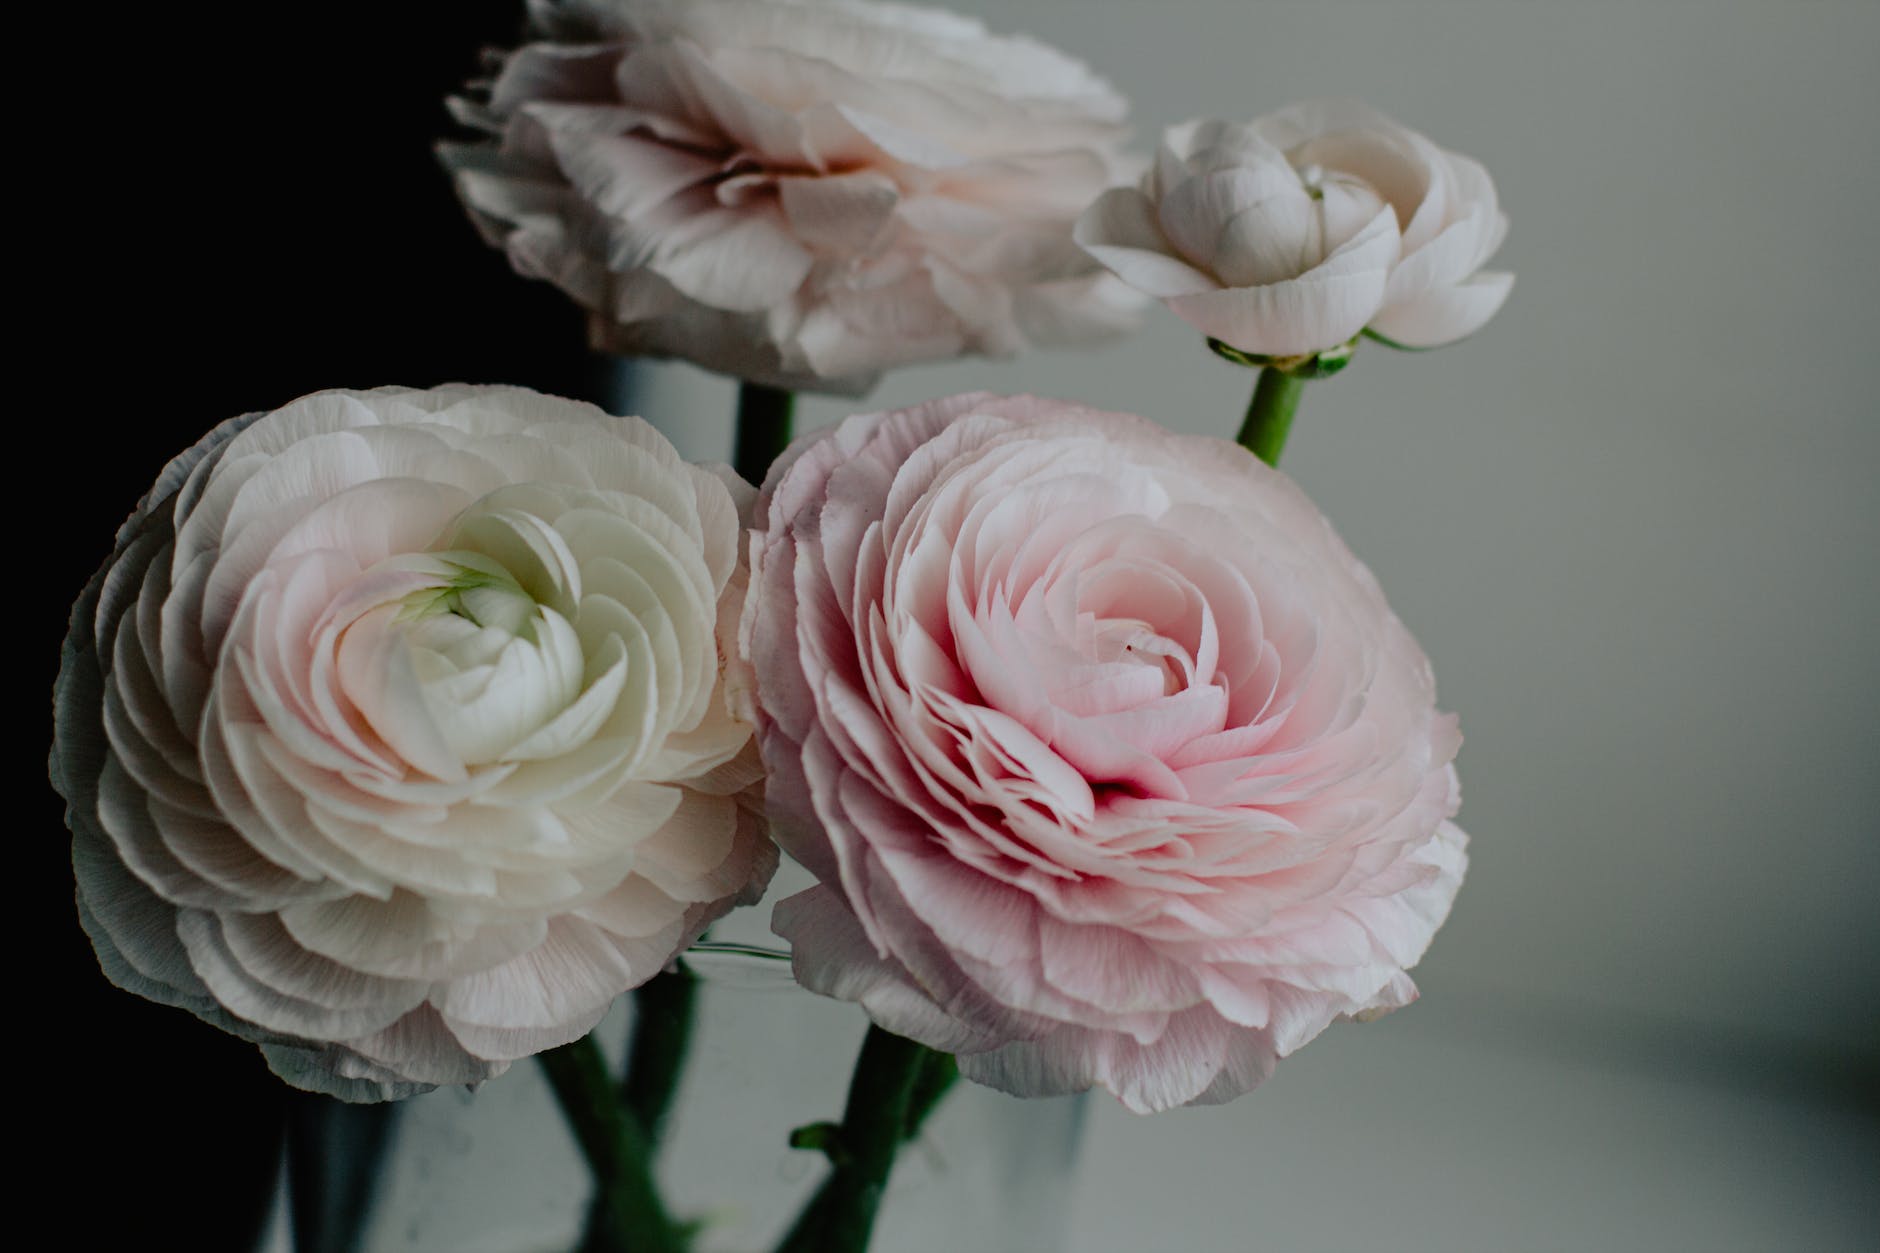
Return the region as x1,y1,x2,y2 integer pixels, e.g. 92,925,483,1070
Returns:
331,873,1087,1253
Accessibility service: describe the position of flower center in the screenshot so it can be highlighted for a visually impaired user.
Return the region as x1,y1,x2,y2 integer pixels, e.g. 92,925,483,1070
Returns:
397,555,539,640
327,500,601,780
1087,615,1193,699
391,551,587,768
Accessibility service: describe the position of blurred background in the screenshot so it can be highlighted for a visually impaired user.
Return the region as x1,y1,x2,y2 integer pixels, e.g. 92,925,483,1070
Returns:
37,1,1877,1249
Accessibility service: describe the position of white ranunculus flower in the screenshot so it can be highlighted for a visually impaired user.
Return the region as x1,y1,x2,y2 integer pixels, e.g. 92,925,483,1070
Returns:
439,0,1143,394
52,385,777,1100
1076,101,1512,358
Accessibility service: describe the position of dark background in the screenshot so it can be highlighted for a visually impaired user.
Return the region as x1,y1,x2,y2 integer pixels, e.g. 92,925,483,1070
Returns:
37,6,602,1246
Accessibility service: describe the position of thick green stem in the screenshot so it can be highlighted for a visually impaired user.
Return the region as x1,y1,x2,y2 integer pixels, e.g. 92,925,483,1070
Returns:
624,966,699,1148
539,1036,685,1253
774,1026,935,1253
734,382,795,487
901,1049,958,1142
1237,367,1307,467
285,1095,396,1253
579,968,701,1252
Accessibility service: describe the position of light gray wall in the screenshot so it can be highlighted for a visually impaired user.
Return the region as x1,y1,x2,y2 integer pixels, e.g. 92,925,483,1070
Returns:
620,0,1880,1246
642,0,1880,1061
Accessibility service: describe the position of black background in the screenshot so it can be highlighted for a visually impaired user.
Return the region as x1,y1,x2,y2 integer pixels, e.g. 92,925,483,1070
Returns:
34,5,610,1246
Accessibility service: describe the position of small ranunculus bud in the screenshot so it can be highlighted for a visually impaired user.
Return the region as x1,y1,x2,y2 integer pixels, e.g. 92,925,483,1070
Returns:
53,386,777,1100
1077,101,1512,359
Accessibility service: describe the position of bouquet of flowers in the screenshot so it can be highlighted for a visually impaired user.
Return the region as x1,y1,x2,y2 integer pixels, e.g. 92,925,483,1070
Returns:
51,2,1510,1249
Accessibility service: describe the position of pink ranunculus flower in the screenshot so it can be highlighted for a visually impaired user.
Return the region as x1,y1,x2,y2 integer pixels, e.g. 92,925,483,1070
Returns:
743,393,1467,1113
1076,101,1511,357
52,385,776,1100
440,0,1142,395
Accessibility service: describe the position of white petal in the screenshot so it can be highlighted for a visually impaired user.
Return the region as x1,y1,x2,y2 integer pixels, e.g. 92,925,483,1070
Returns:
1384,205,1503,306
177,909,425,1040
1156,169,1291,272
1073,188,1218,298
489,43,625,115
451,507,584,618
1168,269,1391,357
433,917,641,1034
260,1041,442,1102
653,206,817,313
832,102,968,170
72,825,215,1007
502,636,628,761
628,790,741,903
1210,194,1324,289
778,170,901,253
1369,271,1514,348
335,606,466,783
533,117,717,219
343,1005,507,1085
280,892,546,981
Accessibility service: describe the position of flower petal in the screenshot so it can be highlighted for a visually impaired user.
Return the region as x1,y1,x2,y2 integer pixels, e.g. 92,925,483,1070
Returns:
1074,188,1219,298
1370,270,1515,348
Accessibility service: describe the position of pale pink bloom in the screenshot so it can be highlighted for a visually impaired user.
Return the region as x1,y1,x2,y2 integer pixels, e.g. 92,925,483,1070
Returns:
441,0,1142,394
1076,101,1511,357
53,386,775,1099
743,393,1466,1113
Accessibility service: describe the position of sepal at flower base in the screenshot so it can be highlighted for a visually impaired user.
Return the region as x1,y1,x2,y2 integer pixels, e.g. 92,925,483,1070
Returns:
1208,335,1358,379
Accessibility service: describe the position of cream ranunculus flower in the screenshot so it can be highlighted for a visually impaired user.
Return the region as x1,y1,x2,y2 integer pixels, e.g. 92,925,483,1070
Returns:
52,385,776,1100
440,0,1142,394
1076,101,1512,358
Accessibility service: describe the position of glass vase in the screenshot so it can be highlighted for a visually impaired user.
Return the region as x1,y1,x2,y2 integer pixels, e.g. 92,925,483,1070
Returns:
317,871,1087,1253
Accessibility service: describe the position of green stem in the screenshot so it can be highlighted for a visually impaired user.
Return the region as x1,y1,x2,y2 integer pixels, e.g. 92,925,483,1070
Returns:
624,966,699,1149
285,1095,397,1253
774,1026,935,1253
734,382,795,487
539,1036,685,1253
1237,367,1307,467
579,968,701,1252
901,1049,958,1142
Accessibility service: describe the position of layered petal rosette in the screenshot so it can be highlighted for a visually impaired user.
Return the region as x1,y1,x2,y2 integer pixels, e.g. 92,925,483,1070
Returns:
52,385,776,1099
743,393,1467,1113
441,0,1141,393
1076,101,1511,357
